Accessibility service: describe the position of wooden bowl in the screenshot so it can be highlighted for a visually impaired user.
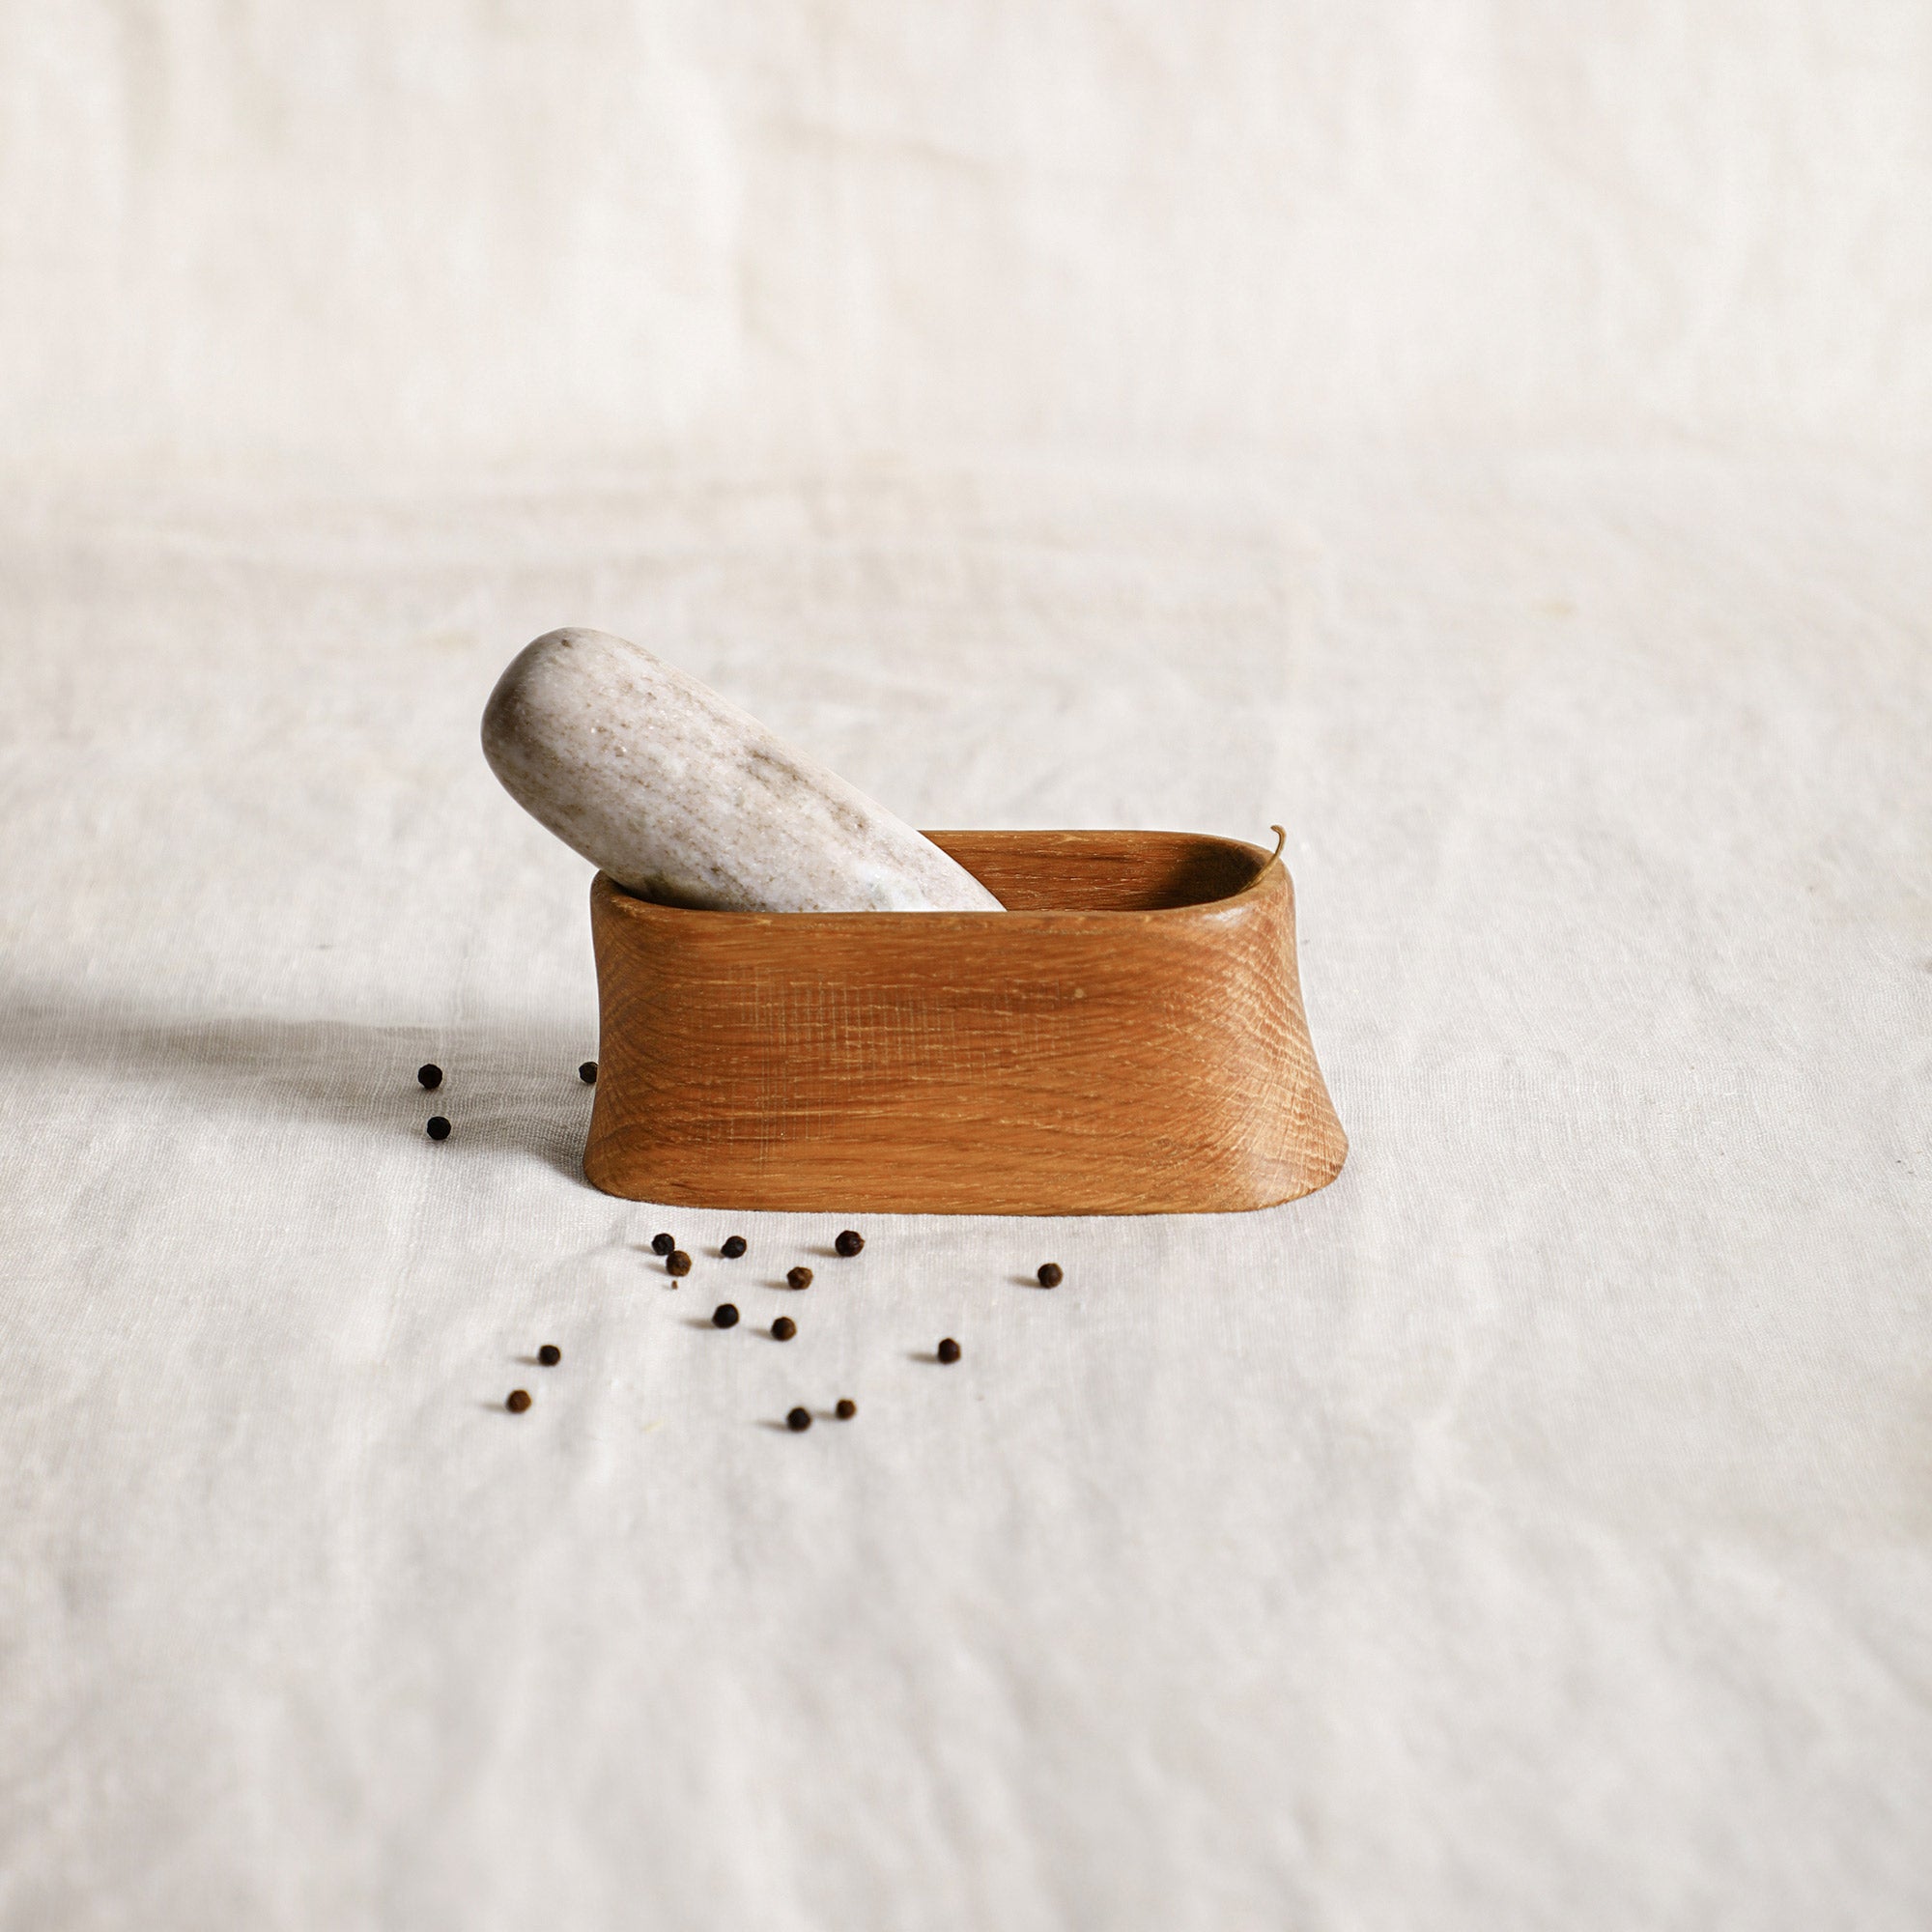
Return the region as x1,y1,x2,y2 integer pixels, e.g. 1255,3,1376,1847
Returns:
583,830,1347,1215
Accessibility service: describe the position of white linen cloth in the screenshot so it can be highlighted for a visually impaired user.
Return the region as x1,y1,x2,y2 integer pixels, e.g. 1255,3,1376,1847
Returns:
1,4,1927,1927
2,454,1925,1930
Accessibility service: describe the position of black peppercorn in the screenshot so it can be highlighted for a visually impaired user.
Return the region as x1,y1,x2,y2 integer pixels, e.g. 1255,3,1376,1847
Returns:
579,1061,598,1085
417,1064,442,1090
426,1116,451,1141
721,1236,748,1259
786,1406,811,1432
835,1230,865,1257
537,1345,561,1367
936,1338,961,1363
651,1232,674,1256
786,1265,813,1292
772,1316,796,1341
711,1303,739,1329
835,1398,857,1420
505,1389,531,1412
1037,1263,1064,1288
667,1249,692,1277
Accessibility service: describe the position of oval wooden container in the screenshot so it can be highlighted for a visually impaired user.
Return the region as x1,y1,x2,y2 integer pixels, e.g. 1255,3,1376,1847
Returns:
583,830,1347,1215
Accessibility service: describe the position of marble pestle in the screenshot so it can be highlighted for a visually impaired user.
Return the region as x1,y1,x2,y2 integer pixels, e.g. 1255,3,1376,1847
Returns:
481,628,1005,913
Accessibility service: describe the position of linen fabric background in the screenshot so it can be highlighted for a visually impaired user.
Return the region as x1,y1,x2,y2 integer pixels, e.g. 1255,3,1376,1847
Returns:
2,6,1928,1929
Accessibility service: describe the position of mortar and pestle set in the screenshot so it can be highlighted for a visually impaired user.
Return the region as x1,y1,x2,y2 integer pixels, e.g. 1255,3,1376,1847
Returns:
484,629,1346,1215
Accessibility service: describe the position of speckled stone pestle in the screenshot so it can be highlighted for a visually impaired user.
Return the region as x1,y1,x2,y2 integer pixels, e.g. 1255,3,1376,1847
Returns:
481,628,1005,913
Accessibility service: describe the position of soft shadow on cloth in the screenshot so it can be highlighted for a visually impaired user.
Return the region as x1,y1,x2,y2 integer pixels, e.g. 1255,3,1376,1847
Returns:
0,980,595,1186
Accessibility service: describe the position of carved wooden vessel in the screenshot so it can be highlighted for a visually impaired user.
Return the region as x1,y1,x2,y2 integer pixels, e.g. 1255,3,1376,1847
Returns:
583,829,1347,1215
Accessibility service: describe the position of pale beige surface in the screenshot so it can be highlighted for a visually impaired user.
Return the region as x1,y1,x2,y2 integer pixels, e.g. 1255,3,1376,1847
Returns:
5,453,1928,1931
4,2,1929,472
2,6,1929,1930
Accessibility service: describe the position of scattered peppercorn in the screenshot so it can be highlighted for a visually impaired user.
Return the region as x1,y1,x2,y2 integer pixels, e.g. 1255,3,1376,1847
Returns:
506,1389,531,1412
579,1061,598,1085
786,1265,813,1291
417,1064,442,1090
426,1116,451,1141
721,1236,748,1259
835,1399,857,1420
835,1230,865,1257
1037,1263,1064,1288
667,1249,692,1277
937,1338,961,1363
772,1316,796,1341
537,1345,561,1367
711,1303,739,1329
651,1232,674,1256
786,1406,811,1432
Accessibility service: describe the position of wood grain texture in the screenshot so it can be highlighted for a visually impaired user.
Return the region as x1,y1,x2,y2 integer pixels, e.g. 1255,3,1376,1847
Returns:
583,830,1349,1215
